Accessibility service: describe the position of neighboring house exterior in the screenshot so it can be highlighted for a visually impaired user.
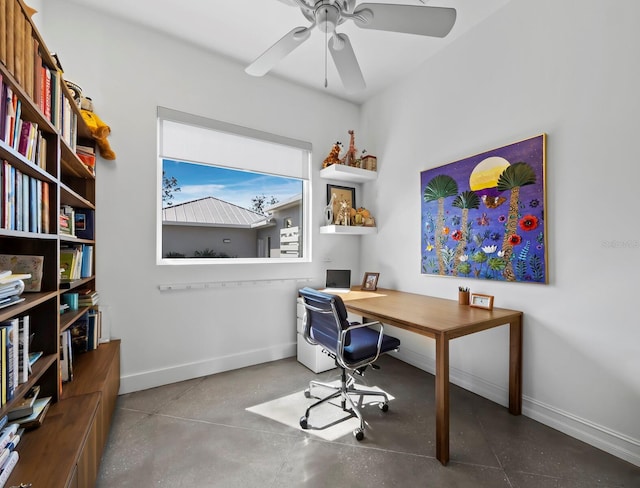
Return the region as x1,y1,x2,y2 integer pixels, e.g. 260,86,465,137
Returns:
259,194,303,258
162,195,302,258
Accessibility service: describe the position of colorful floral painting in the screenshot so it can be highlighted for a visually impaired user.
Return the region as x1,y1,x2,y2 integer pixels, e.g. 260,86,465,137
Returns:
421,134,547,283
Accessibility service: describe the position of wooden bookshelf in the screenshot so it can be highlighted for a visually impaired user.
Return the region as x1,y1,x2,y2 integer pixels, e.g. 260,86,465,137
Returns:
1,0,120,485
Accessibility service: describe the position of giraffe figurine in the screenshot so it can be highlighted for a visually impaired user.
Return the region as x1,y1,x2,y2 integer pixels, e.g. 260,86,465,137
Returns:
323,141,343,168
342,130,358,167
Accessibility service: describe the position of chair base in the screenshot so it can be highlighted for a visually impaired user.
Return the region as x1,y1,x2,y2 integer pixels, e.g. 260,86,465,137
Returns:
299,368,390,440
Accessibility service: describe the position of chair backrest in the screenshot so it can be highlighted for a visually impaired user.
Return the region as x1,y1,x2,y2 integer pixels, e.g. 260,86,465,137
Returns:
298,287,349,353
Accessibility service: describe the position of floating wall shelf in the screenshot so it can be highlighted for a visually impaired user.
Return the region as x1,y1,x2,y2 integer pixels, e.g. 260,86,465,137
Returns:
320,225,377,235
319,164,377,183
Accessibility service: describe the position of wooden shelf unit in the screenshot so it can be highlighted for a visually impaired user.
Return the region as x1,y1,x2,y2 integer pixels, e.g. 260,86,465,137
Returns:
1,0,120,486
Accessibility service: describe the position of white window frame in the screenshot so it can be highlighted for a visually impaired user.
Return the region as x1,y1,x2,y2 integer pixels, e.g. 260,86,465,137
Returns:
157,107,312,265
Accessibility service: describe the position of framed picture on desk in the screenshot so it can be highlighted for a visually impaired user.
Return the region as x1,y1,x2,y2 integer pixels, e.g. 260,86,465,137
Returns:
361,272,380,291
470,293,494,310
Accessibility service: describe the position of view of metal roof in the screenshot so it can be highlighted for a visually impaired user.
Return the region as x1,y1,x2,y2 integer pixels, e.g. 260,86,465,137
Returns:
162,197,266,227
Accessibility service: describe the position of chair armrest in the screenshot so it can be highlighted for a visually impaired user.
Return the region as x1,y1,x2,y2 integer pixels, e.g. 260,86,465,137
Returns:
338,320,385,366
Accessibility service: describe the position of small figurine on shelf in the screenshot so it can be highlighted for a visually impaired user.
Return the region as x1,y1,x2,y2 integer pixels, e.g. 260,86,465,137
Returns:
324,193,336,225
352,207,375,226
323,141,343,168
336,200,351,226
343,129,358,167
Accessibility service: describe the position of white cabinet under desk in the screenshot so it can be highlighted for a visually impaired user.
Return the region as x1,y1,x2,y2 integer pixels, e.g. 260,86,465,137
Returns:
296,297,336,373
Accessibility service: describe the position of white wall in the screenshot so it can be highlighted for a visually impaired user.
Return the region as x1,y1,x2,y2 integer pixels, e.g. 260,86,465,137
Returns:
36,0,639,467
38,2,362,392
359,0,640,466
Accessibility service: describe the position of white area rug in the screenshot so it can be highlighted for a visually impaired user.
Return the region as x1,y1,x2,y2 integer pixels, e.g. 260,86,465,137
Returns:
246,381,394,441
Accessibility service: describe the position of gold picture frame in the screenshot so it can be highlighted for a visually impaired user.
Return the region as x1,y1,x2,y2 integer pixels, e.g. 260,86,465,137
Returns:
361,272,380,291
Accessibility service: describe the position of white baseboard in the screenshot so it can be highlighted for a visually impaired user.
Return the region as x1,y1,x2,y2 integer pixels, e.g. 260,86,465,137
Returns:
119,342,296,394
392,348,640,468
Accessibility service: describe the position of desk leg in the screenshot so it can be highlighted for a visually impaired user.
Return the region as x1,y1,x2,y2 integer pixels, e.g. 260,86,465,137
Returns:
509,317,523,415
435,333,449,465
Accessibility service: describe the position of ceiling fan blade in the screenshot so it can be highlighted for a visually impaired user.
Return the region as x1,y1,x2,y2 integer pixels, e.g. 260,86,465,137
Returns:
329,33,366,93
353,4,456,38
245,26,312,77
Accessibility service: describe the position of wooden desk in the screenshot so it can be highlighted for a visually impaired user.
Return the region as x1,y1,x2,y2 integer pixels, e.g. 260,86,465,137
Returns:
339,288,523,465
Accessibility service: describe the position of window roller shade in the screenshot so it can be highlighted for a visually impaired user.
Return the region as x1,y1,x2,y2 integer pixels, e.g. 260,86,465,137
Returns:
159,107,310,180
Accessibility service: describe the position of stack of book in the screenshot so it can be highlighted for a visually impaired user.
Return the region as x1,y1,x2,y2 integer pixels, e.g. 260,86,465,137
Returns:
78,287,99,307
0,271,29,310
76,144,96,175
59,204,75,237
70,308,101,356
0,416,22,485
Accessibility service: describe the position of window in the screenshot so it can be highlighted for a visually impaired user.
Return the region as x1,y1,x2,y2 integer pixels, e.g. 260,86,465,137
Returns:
157,107,311,263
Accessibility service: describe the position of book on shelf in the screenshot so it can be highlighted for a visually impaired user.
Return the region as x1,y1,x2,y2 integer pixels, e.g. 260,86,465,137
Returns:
7,385,39,421
0,279,24,301
74,208,94,240
60,329,72,383
60,204,75,236
59,247,78,281
13,396,51,429
0,296,24,311
0,423,18,451
0,318,19,404
0,450,19,487
0,445,11,472
0,327,6,404
28,350,42,367
80,244,94,278
3,431,19,451
17,315,29,383
0,272,30,284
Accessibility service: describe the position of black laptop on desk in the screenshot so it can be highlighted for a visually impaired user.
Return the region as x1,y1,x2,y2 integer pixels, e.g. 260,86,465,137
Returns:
323,269,352,293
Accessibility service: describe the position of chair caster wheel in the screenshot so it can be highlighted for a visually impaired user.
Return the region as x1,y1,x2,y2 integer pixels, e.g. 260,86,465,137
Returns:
379,402,389,412
300,417,308,429
353,428,364,441
304,389,311,398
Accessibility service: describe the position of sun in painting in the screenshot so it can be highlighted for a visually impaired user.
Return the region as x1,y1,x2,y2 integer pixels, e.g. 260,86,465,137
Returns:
469,156,510,208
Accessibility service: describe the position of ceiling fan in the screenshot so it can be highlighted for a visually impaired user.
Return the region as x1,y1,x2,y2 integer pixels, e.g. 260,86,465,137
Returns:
245,0,457,92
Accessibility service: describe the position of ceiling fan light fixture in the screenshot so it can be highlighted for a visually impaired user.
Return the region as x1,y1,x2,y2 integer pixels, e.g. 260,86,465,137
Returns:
315,4,340,34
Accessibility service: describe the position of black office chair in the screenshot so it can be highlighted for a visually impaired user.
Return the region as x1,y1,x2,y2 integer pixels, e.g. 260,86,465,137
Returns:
298,287,401,440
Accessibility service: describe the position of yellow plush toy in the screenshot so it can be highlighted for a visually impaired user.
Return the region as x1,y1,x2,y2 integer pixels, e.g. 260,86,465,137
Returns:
80,97,116,160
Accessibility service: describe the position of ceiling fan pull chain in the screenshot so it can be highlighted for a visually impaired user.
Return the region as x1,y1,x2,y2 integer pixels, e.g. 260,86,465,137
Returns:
324,8,329,88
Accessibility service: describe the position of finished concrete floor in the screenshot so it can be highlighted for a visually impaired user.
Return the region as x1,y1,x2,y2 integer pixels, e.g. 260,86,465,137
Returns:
97,356,640,487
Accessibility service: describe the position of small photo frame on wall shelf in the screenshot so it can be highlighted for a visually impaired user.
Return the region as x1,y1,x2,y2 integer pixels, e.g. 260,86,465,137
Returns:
469,293,494,310
361,272,380,291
